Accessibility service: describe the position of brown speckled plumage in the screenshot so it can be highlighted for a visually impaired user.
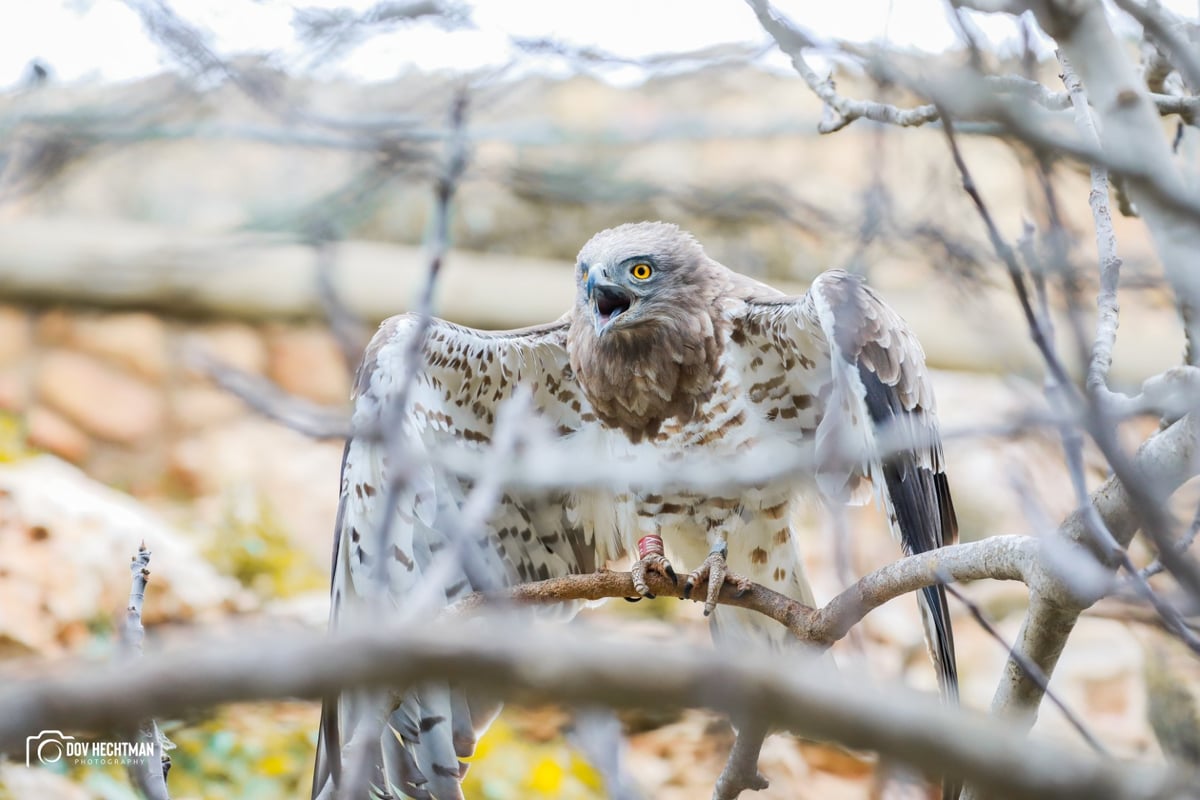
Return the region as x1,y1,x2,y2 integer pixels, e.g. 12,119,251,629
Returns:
314,221,959,800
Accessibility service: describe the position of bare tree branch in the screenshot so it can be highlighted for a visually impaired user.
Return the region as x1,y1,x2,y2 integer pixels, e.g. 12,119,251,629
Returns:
1,621,1195,800
1111,0,1200,92
989,412,1200,733
450,535,1033,645
945,582,1108,755
743,0,939,133
1023,0,1200,376
1058,51,1124,396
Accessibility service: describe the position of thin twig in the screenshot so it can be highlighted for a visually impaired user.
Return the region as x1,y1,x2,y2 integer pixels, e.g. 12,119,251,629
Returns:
121,543,171,800
1142,503,1200,581
744,0,939,133
1111,0,1200,92
939,114,1077,399
944,582,1109,756
312,237,370,374
338,89,473,800
188,349,351,440
943,95,1200,655
1059,53,1124,395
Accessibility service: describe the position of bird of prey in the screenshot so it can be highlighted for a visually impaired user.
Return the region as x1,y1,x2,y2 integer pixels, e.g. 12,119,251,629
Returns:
312,221,958,800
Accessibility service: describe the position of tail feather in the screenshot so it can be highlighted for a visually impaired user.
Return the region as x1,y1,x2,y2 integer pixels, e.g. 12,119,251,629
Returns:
314,685,479,800
380,721,433,800
857,364,960,800
407,685,466,800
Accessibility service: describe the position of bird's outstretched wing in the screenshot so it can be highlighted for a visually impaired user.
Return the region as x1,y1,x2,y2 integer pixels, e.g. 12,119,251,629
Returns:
734,269,958,796
312,315,620,800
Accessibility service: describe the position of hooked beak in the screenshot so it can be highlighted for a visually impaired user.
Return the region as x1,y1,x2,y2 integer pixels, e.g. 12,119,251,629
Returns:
587,272,634,334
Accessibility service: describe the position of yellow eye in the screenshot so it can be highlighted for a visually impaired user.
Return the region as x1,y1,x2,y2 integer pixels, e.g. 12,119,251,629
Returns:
631,263,652,280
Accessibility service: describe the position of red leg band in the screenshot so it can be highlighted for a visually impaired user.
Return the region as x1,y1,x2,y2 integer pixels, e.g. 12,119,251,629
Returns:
637,534,664,559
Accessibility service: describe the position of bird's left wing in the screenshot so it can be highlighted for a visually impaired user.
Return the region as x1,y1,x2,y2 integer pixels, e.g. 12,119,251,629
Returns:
313,314,621,800
734,269,958,704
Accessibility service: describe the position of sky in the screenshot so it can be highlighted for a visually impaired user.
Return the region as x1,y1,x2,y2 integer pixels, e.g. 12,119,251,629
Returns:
0,0,1196,89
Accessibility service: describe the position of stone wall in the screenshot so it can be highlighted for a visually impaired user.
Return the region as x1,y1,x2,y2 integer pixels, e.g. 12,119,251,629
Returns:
0,305,348,564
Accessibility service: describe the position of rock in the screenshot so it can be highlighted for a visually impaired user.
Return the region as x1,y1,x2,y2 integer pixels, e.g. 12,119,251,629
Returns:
168,417,343,565
60,312,169,380
0,455,250,656
184,321,267,379
171,384,248,431
265,325,350,406
25,405,90,463
35,350,164,444
0,306,30,366
32,308,72,346
0,367,28,412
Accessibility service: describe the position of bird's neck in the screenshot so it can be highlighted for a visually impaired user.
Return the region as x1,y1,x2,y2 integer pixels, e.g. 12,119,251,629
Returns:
567,308,725,444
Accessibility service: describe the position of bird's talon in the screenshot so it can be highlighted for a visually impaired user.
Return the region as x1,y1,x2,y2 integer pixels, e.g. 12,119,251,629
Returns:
666,565,678,584
624,596,641,603
684,546,751,616
630,552,676,600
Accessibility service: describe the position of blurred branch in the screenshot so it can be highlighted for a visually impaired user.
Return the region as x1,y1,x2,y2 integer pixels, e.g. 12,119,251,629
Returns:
335,92,473,797
0,621,1194,800
510,37,772,70
945,582,1108,755
123,0,277,103
1022,1,1200,366
312,239,371,373
744,0,938,133
1111,0,1200,91
987,412,1200,736
713,718,769,800
293,1,465,66
745,0,1198,136
188,349,351,440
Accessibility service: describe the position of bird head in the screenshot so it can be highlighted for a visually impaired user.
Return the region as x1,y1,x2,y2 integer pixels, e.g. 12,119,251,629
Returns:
574,221,709,336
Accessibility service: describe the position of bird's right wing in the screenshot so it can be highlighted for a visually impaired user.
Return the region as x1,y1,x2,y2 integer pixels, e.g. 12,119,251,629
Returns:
313,314,622,800
735,271,959,799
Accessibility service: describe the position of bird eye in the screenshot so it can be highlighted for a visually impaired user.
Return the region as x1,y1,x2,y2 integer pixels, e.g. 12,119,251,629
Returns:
631,263,652,280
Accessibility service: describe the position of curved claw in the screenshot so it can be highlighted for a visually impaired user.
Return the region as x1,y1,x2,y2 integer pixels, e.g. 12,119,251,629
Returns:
631,553,676,600
684,542,750,617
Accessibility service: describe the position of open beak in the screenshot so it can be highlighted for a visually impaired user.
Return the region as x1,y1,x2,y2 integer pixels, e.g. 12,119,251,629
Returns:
587,274,634,334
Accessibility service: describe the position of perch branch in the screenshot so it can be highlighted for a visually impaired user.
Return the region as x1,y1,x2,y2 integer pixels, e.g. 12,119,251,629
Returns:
449,535,1034,646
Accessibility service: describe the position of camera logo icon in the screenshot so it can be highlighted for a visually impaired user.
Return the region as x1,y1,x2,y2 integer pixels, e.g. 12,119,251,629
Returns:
26,730,74,767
